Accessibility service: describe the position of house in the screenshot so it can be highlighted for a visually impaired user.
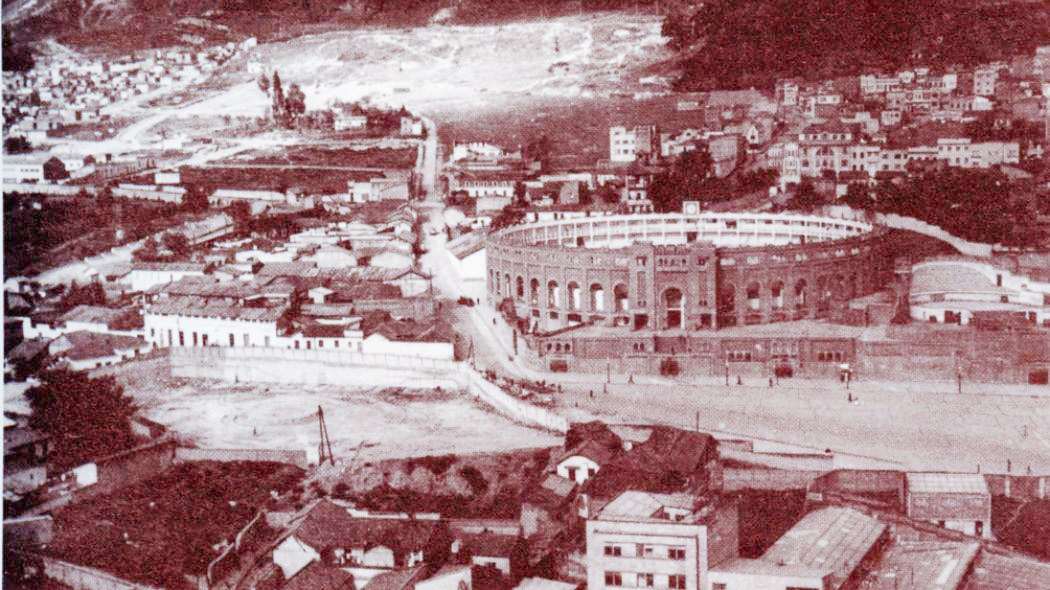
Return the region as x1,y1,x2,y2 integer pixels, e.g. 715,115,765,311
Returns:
585,490,739,590
173,213,235,246
2,154,68,184
47,331,151,371
609,126,658,164
309,244,359,269
272,500,446,585
348,176,411,203
709,506,886,590
360,315,454,360
281,561,355,590
905,472,992,539
5,338,52,381
415,565,472,590
556,439,617,485
513,578,577,590
123,262,209,292
400,117,424,136
521,474,576,538
3,413,52,495
57,305,142,335
451,532,523,576
335,111,369,131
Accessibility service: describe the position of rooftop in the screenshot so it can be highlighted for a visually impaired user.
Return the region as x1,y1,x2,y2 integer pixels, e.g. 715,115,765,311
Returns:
130,261,208,273
762,506,887,589
595,490,706,523
147,299,287,322
58,305,132,328
513,578,578,590
906,473,990,496
858,541,978,590
55,331,147,361
711,557,829,580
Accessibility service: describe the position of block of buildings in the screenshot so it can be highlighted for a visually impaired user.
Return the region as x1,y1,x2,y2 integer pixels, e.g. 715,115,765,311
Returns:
609,126,658,164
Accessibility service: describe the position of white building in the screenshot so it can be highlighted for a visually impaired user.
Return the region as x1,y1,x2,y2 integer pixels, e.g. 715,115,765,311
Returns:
123,262,208,292
609,126,657,164
906,473,993,539
585,491,738,590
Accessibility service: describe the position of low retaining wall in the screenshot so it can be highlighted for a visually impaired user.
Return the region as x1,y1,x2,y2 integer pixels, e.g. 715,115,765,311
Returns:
721,447,834,472
459,368,569,433
175,447,309,469
168,346,569,433
2,183,96,196
40,555,163,590
723,468,824,491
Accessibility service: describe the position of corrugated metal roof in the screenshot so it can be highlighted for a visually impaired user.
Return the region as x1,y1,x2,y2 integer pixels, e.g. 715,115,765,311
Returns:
906,473,990,495
763,507,886,588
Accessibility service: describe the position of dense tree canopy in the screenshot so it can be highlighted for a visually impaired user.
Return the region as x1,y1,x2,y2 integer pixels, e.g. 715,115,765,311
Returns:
840,168,1044,247
669,0,1050,91
649,149,714,213
26,370,138,472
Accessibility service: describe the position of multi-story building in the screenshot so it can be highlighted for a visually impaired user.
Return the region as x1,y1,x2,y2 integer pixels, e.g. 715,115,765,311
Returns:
610,126,658,164
1034,45,1050,83
585,490,738,590
973,66,999,97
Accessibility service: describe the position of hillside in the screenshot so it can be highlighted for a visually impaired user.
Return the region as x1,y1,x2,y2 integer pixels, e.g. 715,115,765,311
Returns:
3,0,661,52
665,0,1050,91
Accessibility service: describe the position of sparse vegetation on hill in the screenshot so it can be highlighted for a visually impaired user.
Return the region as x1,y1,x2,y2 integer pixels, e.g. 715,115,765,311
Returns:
666,0,1050,91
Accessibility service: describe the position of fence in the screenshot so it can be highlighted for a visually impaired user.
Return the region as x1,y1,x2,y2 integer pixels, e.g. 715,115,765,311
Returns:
720,447,834,472
39,555,163,590
175,447,309,469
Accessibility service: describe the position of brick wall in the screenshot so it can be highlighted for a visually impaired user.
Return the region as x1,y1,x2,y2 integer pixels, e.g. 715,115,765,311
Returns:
722,468,824,491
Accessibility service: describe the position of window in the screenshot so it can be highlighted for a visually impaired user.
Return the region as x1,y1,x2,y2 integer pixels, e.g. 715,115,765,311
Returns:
638,574,654,588
712,585,727,590
603,545,622,557
243,333,249,346
604,572,622,587
669,547,686,560
229,334,235,346
668,575,686,589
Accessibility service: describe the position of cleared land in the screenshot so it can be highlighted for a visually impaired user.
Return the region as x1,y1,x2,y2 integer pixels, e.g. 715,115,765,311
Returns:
106,357,559,462
222,146,418,168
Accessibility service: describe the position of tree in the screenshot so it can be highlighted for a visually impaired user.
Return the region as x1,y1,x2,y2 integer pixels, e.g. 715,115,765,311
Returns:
134,236,161,261
2,28,35,72
26,369,138,471
162,232,191,257
257,72,270,95
650,149,714,213
785,178,825,211
271,71,285,123
597,183,621,205
181,185,209,213
842,182,874,209
513,181,527,205
4,136,32,154
285,83,307,120
59,281,106,310
578,183,593,206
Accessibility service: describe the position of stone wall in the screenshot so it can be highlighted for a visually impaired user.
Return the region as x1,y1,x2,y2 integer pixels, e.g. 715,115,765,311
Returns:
175,447,309,469
40,556,163,590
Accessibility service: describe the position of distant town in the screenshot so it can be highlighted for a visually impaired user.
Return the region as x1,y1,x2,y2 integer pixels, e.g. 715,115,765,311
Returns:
3,3,1050,590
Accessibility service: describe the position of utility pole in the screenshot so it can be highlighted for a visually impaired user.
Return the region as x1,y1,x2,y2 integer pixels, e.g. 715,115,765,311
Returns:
317,405,335,466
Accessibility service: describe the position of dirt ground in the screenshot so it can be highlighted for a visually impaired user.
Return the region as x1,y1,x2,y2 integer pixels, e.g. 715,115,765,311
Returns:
101,357,559,462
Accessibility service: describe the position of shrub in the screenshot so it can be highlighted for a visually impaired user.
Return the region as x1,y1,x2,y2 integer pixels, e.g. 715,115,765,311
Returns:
459,466,489,496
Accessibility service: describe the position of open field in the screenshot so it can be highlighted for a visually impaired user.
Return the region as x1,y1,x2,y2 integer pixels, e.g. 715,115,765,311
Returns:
221,145,418,168
105,357,559,462
48,461,303,589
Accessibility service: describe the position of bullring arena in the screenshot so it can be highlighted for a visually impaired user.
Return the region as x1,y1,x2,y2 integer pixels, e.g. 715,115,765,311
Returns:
485,212,892,334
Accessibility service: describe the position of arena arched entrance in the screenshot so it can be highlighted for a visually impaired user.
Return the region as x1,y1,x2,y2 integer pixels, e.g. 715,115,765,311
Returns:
662,288,685,329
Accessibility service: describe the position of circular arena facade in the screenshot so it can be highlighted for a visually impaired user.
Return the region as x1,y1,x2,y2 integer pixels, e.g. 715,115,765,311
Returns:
485,212,891,333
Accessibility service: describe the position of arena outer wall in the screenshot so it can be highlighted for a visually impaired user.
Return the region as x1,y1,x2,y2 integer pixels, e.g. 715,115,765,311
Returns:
485,212,891,334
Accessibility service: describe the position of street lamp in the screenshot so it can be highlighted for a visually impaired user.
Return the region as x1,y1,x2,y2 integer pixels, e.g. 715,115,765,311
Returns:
724,360,729,386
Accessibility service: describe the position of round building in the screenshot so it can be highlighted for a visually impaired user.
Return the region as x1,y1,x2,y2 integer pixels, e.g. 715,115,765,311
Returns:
485,212,891,333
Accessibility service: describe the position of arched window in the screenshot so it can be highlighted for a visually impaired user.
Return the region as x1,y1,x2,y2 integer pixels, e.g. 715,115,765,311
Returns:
746,282,761,312
719,282,736,313
663,287,684,329
770,280,784,309
795,279,808,308
614,283,629,313
516,276,525,300
568,282,581,311
548,280,560,308
504,273,511,297
529,278,540,306
590,283,605,312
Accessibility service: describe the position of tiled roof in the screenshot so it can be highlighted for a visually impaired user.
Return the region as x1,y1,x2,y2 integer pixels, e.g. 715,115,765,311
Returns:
147,299,287,322
362,567,425,590
858,541,978,590
455,532,521,559
293,500,442,561
55,331,148,361
130,261,207,272
58,305,129,327
282,561,354,590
